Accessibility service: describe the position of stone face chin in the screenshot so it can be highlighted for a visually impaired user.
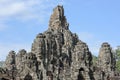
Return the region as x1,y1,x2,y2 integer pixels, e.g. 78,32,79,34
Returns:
0,5,116,80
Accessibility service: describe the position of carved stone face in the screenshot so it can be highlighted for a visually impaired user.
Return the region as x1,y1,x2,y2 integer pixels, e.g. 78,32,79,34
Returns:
98,42,114,73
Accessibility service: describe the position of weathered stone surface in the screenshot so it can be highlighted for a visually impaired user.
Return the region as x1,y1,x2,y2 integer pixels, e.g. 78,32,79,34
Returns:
94,42,116,80
0,5,117,80
98,42,115,72
30,5,94,80
4,50,16,71
49,5,69,30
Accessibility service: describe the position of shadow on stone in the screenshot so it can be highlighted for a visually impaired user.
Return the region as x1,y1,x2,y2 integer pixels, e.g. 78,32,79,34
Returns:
77,68,85,80
24,73,33,80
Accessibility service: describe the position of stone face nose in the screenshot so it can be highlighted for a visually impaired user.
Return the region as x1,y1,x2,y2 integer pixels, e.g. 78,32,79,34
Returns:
49,5,69,30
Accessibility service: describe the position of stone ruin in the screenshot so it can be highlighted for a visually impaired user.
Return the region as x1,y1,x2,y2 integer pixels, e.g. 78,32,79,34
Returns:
93,42,116,80
0,5,117,80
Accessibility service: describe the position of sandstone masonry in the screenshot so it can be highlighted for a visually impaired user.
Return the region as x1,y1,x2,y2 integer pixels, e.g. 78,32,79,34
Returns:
0,5,116,80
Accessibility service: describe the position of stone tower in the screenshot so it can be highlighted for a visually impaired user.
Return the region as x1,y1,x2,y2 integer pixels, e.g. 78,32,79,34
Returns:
4,50,16,71
49,5,69,30
1,5,117,80
98,42,115,72
94,42,116,80
31,5,94,80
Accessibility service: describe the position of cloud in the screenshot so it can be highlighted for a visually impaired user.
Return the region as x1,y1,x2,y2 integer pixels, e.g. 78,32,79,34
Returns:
0,24,7,31
88,41,103,56
0,0,62,20
0,43,31,61
0,0,65,61
78,32,102,56
0,2,26,17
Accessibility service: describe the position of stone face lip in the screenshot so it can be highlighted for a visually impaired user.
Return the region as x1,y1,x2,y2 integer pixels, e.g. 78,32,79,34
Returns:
0,5,117,80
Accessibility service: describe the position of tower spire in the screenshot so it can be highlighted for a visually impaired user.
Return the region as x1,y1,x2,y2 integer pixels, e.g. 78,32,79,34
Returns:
49,5,69,30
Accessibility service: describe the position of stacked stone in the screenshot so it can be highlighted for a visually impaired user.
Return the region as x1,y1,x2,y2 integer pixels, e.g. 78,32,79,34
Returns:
1,5,116,80
71,41,93,80
94,42,116,80
31,5,94,80
4,50,16,71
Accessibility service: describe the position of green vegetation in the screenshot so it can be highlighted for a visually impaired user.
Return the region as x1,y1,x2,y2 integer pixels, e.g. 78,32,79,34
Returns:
116,47,120,72
0,61,4,68
92,55,98,66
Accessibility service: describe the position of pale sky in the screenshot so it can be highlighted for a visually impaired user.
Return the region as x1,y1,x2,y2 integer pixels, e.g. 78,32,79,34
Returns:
0,0,120,61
